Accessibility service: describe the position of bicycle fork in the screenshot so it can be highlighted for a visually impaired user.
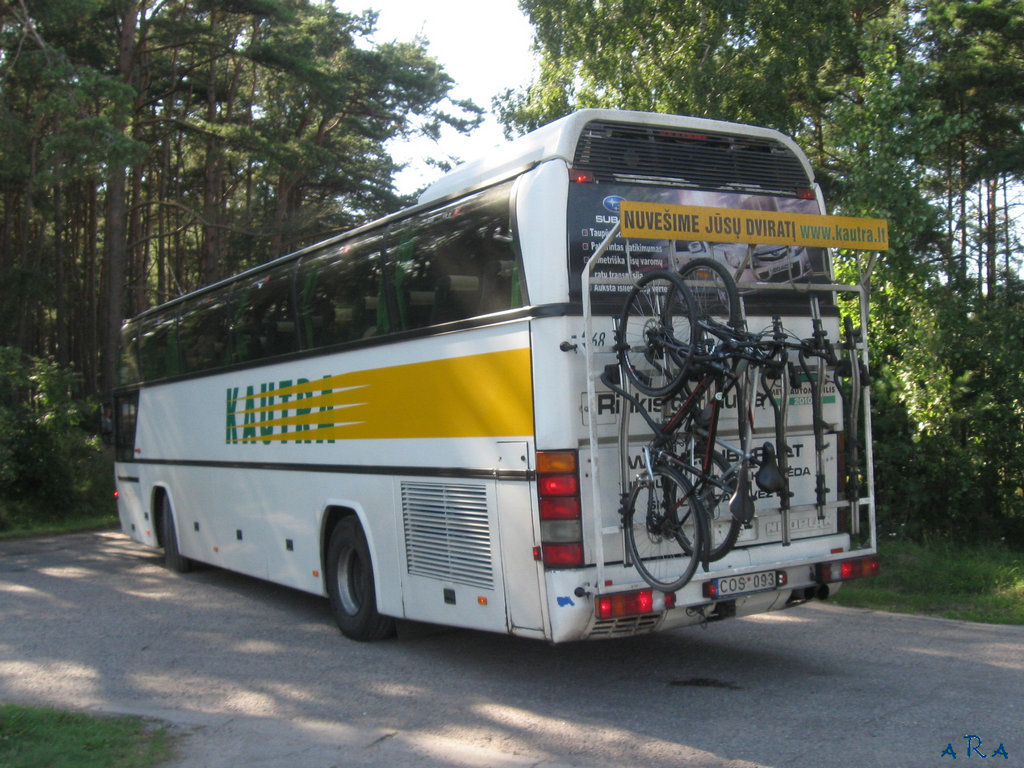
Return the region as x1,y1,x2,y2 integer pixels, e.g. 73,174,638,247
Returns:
728,360,757,527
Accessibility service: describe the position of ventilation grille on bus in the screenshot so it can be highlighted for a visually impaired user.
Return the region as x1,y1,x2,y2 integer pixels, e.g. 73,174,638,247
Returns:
572,120,810,193
402,481,494,590
589,613,662,639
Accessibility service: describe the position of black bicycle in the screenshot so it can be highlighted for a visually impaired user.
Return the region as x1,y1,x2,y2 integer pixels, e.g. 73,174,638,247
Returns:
612,259,852,589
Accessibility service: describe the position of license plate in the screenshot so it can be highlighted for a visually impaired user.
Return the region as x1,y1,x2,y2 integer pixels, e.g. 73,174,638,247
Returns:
709,570,778,597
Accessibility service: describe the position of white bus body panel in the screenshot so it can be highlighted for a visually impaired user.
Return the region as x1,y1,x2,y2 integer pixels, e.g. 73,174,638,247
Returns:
116,320,540,632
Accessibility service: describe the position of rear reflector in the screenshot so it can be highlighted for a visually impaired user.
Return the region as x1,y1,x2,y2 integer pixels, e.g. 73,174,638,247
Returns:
818,554,880,583
542,542,584,568
539,496,581,519
595,589,675,620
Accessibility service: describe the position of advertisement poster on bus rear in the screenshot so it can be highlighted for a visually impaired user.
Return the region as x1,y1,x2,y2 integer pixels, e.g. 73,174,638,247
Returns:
567,185,832,314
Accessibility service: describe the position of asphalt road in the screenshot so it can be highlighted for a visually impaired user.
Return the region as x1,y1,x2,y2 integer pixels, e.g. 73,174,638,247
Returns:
1,530,1021,768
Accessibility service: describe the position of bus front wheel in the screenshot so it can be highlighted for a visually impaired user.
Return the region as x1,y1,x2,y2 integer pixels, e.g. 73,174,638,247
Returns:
325,517,395,641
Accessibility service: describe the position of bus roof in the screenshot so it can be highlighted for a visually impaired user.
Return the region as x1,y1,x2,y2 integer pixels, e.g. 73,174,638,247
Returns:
417,108,814,205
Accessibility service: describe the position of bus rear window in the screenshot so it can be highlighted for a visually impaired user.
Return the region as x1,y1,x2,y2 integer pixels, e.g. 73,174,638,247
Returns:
567,183,831,315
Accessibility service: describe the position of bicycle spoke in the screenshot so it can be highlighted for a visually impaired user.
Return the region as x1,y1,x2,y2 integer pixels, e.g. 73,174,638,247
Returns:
677,257,743,331
623,464,705,591
617,270,700,397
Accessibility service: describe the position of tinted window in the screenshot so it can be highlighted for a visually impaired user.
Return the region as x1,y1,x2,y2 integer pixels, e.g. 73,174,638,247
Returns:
138,310,180,381
295,231,387,348
231,264,298,363
178,291,232,373
387,182,520,331
119,182,522,382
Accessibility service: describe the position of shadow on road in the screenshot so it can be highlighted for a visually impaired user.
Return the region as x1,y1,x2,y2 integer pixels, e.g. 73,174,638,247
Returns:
1,531,1021,768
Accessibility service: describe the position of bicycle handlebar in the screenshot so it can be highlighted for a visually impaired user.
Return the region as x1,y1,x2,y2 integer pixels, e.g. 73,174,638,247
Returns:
694,317,838,376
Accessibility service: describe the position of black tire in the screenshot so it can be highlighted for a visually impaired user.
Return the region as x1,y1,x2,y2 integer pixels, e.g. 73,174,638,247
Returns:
677,257,743,332
692,451,743,562
616,270,700,397
663,380,742,562
622,463,706,591
160,496,191,573
325,517,395,641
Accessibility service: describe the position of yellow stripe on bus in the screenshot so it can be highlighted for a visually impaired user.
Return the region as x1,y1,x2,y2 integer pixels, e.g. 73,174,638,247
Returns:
227,347,534,443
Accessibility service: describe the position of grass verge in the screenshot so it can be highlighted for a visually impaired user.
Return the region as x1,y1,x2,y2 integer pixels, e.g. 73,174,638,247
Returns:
831,539,1024,625
0,704,173,768
0,513,119,541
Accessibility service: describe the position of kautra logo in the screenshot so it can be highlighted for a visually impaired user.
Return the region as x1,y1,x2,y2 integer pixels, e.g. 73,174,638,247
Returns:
224,376,344,444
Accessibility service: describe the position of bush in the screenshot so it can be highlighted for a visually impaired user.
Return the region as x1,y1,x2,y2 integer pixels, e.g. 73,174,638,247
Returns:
0,347,112,531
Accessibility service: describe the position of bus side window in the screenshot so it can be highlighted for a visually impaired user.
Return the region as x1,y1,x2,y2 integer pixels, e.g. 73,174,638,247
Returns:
178,292,231,374
232,264,298,363
389,229,439,331
387,181,519,331
138,309,180,381
477,232,523,315
296,232,385,349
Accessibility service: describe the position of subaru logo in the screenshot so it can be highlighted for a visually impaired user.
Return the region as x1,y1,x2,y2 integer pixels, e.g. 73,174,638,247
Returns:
602,195,625,213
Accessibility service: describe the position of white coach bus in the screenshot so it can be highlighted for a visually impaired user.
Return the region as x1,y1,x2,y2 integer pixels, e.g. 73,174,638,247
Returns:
111,109,879,642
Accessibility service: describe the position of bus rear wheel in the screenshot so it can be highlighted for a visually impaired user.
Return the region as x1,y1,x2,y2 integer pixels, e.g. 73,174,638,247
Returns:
160,496,192,574
325,517,395,641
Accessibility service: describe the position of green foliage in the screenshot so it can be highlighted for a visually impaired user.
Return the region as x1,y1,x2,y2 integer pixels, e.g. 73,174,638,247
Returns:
502,0,861,135
0,0,480,393
832,539,1024,625
0,348,111,531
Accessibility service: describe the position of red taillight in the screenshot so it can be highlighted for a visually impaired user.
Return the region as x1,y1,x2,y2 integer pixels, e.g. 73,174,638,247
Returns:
655,130,708,141
595,589,675,620
818,554,879,583
569,168,596,184
797,187,816,200
537,450,584,568
538,474,579,496
539,496,581,519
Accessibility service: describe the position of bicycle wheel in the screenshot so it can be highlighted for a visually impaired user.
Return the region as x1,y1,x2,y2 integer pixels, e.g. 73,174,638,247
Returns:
622,463,706,591
677,257,743,331
668,391,743,563
616,270,700,397
693,451,743,562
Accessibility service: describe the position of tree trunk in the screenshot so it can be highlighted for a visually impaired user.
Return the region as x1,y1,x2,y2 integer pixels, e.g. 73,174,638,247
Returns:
101,0,138,395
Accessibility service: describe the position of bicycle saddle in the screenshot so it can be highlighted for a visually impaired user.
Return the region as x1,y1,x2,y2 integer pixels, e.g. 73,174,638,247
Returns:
755,442,787,494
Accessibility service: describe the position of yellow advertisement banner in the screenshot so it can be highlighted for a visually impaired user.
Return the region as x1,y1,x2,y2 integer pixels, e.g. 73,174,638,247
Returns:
620,202,889,251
